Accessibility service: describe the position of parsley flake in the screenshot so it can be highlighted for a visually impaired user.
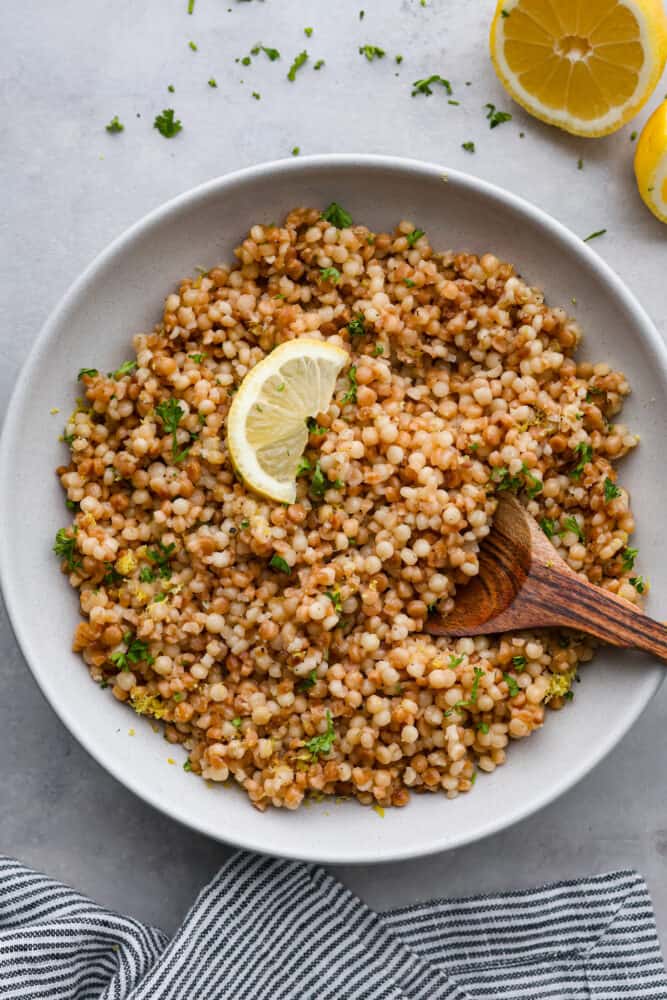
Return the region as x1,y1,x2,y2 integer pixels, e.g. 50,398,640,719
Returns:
78,368,99,380
269,554,291,574
105,115,124,134
583,229,607,242
412,75,452,97
305,710,336,759
406,228,425,247
359,44,385,61
322,202,353,228
462,141,475,152
561,515,585,543
208,78,217,88
320,266,341,284
154,109,182,138
287,50,308,81
341,366,358,404
570,442,593,479
485,103,512,128
155,397,190,463
630,576,646,594
621,547,638,572
603,477,621,502
503,672,520,697
111,360,137,379
53,528,81,572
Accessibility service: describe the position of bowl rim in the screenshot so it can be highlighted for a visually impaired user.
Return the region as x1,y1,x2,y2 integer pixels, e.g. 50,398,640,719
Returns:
1,153,665,864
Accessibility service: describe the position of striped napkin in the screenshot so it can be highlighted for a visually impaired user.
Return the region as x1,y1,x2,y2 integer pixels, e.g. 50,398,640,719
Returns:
1,852,665,999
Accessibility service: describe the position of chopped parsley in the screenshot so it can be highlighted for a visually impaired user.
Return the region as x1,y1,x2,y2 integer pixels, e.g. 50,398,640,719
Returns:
578,158,584,170
102,564,123,588
298,669,318,691
449,654,464,668
503,672,520,697
111,360,137,379
341,365,358,404
188,0,195,11
319,266,341,284
291,146,300,156
501,7,510,15
189,353,206,363
105,115,124,134
208,78,217,88
252,91,261,100
359,44,385,61
65,499,78,511
404,278,415,287
296,456,311,477
139,566,155,583
462,141,475,152
306,417,327,436
287,50,308,81
326,589,343,613
621,547,638,572
305,710,336,759
183,760,192,771
478,722,490,734
322,202,353,228
251,44,280,60
146,541,176,579
372,344,384,356
269,554,291,574
172,692,185,703
189,40,198,51
155,397,190,463
570,441,593,479
304,26,313,37
583,229,607,242
53,528,81,571
512,655,527,670
540,518,556,539
231,717,242,729
153,109,182,138
485,103,512,128
630,576,646,594
168,84,175,93
406,228,425,247
310,460,328,497
412,75,452,97
240,519,250,529
395,54,403,64
444,667,484,716
359,9,365,18
78,368,99,380
603,477,621,502
490,463,542,497
348,313,366,337
110,632,154,671
314,59,325,70
630,130,637,141
561,515,585,543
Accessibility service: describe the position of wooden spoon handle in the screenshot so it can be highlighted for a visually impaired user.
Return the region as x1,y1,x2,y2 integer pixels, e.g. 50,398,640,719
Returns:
540,567,667,663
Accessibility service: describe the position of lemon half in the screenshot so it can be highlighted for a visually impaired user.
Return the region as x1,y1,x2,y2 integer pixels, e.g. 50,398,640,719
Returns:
490,0,667,137
226,338,349,504
635,100,667,223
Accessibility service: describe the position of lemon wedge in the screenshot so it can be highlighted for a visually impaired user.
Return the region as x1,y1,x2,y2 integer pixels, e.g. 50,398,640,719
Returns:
635,100,667,223
490,0,667,137
226,338,349,504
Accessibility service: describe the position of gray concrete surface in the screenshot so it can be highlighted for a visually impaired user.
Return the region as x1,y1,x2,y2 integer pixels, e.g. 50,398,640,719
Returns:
1,0,666,937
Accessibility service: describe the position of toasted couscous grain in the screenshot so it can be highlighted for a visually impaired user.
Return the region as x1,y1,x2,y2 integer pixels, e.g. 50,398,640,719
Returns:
54,206,642,810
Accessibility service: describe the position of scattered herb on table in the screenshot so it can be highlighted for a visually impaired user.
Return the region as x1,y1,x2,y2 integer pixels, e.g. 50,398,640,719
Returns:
189,40,198,51
188,0,195,11
208,78,217,87
412,75,452,97
168,84,175,92
291,146,300,156
154,109,182,138
252,91,261,100
359,44,385,61
304,26,313,37
583,229,607,242
287,50,308,81
253,45,280,60
395,54,403,64
462,141,475,152
314,59,325,70
578,158,584,169
485,103,512,127
630,130,637,141
105,116,124,134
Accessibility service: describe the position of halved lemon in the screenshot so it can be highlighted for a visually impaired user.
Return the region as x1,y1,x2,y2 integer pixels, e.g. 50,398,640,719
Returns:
635,100,667,223
227,338,349,503
490,0,667,137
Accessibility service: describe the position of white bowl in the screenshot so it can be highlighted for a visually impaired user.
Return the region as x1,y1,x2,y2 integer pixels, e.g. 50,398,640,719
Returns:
2,155,665,864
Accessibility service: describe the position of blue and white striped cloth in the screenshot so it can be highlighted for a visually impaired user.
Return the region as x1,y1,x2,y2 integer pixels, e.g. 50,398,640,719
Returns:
1,852,665,999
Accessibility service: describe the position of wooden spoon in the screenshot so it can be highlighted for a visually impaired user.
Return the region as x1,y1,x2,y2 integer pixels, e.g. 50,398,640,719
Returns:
425,493,667,662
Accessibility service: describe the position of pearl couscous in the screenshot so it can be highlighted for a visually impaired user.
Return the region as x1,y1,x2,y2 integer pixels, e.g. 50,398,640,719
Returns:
54,205,642,810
